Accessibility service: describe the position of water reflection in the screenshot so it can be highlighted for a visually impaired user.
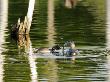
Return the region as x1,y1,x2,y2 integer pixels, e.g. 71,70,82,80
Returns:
28,54,38,82
11,0,38,81
28,41,38,82
47,0,56,47
0,0,8,82
55,0,105,46
106,0,110,81
14,34,38,82
47,1,58,81
17,0,38,81
65,0,77,8
1,0,107,82
106,0,110,49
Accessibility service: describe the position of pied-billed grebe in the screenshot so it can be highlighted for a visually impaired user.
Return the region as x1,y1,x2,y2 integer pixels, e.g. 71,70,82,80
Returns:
34,41,78,56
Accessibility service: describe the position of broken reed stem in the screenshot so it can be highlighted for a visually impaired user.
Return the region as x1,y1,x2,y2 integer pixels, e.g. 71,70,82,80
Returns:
17,16,30,35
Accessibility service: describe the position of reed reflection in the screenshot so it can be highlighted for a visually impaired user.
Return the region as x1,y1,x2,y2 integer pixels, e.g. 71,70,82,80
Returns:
28,41,38,82
46,0,58,81
65,0,77,9
106,0,110,81
15,34,38,82
0,0,8,82
14,0,38,81
47,0,56,47
47,0,76,81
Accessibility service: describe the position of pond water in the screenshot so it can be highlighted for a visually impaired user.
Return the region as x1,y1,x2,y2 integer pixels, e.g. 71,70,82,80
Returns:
0,0,109,82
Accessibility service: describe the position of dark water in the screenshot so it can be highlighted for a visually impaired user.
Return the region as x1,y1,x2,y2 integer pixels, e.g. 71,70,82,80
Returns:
0,0,109,82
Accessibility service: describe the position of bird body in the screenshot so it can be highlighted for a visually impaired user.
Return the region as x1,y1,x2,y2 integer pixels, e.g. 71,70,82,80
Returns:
34,41,78,56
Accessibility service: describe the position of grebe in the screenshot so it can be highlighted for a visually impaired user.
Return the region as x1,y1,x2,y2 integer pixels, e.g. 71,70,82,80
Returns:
34,41,78,56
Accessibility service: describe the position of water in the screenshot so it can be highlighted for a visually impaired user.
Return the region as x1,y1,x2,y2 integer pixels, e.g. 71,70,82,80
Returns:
0,0,108,82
